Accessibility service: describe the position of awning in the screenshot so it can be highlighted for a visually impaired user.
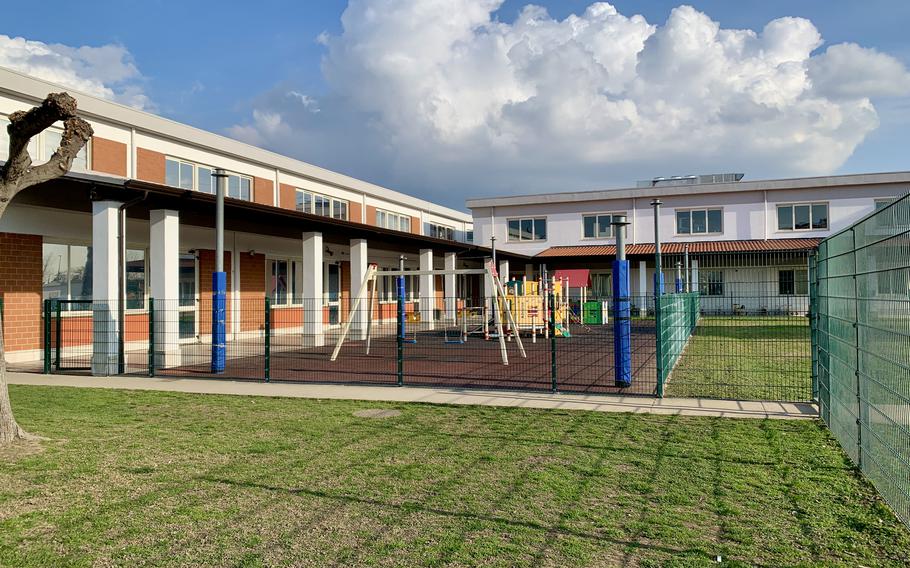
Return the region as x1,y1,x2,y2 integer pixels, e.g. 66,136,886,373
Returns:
554,269,591,288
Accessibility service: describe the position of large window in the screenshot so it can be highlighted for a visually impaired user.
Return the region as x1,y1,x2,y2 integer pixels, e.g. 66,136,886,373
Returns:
777,203,827,231
466,230,474,243
507,218,547,242
582,213,624,239
1,117,88,172
676,208,722,235
699,270,724,296
268,259,301,306
427,223,455,240
42,243,146,308
376,209,411,232
165,157,251,201
778,269,808,296
295,189,348,220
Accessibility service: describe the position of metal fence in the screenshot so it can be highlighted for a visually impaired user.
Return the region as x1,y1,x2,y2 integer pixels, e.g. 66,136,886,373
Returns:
655,291,699,397
814,192,910,528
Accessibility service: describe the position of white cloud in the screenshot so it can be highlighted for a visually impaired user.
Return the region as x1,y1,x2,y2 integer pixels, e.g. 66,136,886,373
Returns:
0,34,151,110
228,1,910,206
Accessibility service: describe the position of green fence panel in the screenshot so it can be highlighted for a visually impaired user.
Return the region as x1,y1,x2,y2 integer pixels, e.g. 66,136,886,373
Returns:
815,192,910,528
655,292,700,395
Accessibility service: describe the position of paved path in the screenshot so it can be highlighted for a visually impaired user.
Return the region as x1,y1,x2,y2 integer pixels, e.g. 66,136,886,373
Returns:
8,372,818,420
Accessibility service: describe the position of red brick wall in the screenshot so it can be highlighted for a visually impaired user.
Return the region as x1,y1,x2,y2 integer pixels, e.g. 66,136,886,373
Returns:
349,201,363,223
91,137,128,177
279,183,297,211
197,250,232,336
136,148,166,184
239,252,266,331
0,233,43,352
366,205,377,227
253,177,274,207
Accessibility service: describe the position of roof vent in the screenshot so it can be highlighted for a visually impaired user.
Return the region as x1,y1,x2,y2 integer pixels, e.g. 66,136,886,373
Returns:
636,173,744,188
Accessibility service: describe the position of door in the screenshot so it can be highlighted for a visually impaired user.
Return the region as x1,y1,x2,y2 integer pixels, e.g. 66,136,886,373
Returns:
178,253,197,340
327,263,341,325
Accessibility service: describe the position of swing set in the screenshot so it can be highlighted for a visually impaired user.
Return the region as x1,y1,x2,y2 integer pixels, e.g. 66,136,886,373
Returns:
330,260,527,365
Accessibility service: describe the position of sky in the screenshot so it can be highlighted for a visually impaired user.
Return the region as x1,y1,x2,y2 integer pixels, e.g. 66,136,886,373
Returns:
3,0,910,210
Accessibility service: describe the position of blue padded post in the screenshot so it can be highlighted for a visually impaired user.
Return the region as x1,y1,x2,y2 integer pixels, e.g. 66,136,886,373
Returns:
211,271,226,373
675,277,683,293
397,275,406,340
613,259,632,388
653,271,665,296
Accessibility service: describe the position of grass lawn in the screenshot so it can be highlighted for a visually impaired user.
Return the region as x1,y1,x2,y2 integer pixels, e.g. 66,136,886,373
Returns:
666,317,812,401
2,385,908,567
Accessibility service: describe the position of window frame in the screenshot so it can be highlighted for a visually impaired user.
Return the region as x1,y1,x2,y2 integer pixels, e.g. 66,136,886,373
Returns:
266,257,303,307
164,156,252,201
427,222,455,241
375,208,412,232
699,270,725,297
506,217,547,242
581,212,626,240
675,207,723,235
1,115,89,172
775,202,829,232
377,271,420,304
778,269,809,296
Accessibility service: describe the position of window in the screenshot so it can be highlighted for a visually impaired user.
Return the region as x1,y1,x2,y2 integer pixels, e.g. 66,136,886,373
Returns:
1,117,87,171
378,273,420,302
777,203,827,231
676,208,722,235
268,259,301,306
296,189,349,220
427,223,455,240
466,230,474,243
165,157,251,200
42,243,146,308
582,213,624,239
376,209,411,232
699,270,724,296
507,217,546,242
778,269,808,296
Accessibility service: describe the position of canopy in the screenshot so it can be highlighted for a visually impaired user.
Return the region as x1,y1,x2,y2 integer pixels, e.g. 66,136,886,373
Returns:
554,269,591,288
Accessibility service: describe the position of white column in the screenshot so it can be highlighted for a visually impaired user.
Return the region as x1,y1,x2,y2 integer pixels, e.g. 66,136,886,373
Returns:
484,257,494,299
638,260,647,301
150,209,181,367
419,248,434,329
499,260,510,283
691,259,700,293
350,239,368,340
91,200,120,376
302,232,324,347
444,252,456,322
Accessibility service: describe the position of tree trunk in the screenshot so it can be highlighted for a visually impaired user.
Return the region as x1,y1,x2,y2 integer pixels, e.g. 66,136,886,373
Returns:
0,310,28,444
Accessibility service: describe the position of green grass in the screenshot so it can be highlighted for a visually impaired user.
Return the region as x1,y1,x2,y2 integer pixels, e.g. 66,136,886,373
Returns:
666,317,812,401
2,385,908,567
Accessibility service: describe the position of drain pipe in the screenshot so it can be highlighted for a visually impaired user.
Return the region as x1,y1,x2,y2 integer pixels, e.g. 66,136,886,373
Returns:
118,192,147,373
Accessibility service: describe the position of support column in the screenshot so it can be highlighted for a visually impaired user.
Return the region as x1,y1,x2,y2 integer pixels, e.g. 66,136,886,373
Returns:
691,259,700,293
419,248,434,329
444,252,456,322
303,232,324,347
91,200,120,376
638,260,647,303
350,239,368,340
150,209,181,367
499,260,510,283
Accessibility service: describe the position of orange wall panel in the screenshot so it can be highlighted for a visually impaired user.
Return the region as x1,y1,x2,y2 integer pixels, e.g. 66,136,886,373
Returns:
91,137,128,177
253,177,274,207
0,232,43,352
136,147,166,184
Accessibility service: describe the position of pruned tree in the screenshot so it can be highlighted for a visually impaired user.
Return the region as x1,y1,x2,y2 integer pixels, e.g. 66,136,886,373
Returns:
0,93,93,445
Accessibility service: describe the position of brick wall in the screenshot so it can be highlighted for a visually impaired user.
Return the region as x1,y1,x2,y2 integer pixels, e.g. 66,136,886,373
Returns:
349,201,363,223
0,233,43,352
253,177,274,207
91,137,128,177
197,250,232,336
136,148,166,184
366,205,377,227
239,252,266,331
279,183,297,211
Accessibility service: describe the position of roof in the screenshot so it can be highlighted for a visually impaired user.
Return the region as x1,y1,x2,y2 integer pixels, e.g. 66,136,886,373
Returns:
0,66,471,223
554,269,591,287
536,238,821,258
466,171,910,209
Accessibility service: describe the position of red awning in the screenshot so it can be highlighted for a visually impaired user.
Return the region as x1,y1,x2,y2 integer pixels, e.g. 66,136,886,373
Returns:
554,269,591,288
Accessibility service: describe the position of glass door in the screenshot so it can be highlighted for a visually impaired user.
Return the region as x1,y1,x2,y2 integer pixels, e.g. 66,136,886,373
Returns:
327,263,341,325
178,253,197,340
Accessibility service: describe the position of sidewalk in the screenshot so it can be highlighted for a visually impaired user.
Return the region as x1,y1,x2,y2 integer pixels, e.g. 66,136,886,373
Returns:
7,372,818,420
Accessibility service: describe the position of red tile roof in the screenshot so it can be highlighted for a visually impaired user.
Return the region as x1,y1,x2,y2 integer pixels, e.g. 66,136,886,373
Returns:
535,238,821,258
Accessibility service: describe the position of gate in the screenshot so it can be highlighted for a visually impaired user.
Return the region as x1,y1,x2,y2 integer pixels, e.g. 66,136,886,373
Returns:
48,299,94,372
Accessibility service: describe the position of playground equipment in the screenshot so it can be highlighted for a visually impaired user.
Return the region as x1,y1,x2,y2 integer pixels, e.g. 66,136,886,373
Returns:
331,260,526,365
500,275,589,339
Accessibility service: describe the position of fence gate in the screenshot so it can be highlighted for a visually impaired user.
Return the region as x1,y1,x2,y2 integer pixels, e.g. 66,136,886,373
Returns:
48,299,94,372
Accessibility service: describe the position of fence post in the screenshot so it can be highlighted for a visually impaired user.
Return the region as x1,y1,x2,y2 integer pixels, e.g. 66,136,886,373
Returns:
264,296,271,383
654,295,664,398
397,288,404,387
148,298,155,377
549,291,557,393
43,299,51,374
809,253,818,402
851,228,863,471
55,299,62,371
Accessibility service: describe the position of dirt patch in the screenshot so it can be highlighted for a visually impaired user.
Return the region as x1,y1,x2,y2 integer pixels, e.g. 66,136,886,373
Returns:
0,438,46,461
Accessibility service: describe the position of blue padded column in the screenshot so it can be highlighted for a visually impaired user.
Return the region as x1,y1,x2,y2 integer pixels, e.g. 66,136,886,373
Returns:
211,271,226,373
613,259,632,388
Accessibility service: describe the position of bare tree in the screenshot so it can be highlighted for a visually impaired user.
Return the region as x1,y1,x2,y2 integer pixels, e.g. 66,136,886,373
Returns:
0,93,93,445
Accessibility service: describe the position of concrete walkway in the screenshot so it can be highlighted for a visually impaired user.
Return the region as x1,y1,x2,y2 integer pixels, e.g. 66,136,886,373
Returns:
7,372,818,420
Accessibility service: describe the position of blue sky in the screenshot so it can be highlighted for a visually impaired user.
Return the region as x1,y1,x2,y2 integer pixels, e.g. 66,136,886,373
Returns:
3,1,910,208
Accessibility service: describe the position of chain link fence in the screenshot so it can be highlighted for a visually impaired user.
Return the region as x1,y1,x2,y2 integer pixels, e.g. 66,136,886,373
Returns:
815,192,910,528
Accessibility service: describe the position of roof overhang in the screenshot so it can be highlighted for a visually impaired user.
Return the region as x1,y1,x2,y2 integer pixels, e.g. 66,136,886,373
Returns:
535,238,821,259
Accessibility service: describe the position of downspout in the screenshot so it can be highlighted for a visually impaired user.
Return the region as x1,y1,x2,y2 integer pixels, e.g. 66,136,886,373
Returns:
118,191,148,373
